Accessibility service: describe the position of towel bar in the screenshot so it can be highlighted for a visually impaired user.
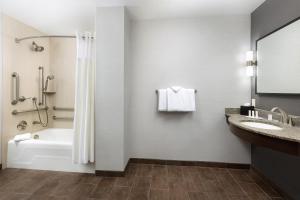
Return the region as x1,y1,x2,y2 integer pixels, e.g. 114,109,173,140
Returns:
155,89,197,93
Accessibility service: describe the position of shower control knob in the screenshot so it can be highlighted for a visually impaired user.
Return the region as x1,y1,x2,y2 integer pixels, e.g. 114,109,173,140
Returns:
17,121,28,131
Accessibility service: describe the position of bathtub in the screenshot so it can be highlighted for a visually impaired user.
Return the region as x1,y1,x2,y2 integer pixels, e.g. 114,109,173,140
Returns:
7,128,94,173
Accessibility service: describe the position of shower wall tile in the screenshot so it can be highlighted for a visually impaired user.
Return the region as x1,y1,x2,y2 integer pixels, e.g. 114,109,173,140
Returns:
2,14,51,167
49,38,76,129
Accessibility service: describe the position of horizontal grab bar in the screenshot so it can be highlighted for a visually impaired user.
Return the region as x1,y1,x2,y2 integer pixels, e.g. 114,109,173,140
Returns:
53,106,74,111
12,107,48,115
53,116,73,121
155,89,197,93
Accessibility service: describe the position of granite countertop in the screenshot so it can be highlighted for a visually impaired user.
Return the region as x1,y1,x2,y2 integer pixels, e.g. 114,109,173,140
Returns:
228,114,300,143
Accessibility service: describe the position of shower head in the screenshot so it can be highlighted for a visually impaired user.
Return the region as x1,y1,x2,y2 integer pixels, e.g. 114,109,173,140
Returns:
31,41,44,52
47,75,55,80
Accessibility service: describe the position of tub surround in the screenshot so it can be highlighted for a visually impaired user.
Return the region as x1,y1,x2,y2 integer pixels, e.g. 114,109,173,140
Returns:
2,14,76,167
2,14,51,167
50,38,76,129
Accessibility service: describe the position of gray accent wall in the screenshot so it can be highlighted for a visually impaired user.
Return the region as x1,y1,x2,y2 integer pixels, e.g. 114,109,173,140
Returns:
251,0,300,199
251,0,300,114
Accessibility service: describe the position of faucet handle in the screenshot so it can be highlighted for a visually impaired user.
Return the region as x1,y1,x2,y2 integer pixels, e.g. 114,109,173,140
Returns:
288,116,294,126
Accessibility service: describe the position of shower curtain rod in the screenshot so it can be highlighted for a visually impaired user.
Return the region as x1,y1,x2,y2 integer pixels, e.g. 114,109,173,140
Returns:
15,35,94,43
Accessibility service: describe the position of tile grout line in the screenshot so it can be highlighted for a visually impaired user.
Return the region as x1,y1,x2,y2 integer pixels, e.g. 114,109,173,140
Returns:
253,180,273,199
229,169,274,199
226,168,250,199
126,168,135,200
148,164,153,199
180,166,191,200
0,164,283,200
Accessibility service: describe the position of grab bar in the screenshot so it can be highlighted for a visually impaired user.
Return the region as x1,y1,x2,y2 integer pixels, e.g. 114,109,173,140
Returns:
12,107,48,115
11,72,20,105
155,89,197,93
53,116,73,121
53,106,74,111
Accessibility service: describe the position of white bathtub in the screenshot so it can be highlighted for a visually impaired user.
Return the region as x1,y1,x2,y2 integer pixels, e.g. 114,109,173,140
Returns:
7,128,94,173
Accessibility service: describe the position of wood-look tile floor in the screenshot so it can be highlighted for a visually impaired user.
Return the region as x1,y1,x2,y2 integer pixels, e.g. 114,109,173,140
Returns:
0,164,284,200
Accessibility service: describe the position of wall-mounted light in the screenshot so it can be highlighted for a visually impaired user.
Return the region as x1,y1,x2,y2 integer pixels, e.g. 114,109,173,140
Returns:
245,51,256,77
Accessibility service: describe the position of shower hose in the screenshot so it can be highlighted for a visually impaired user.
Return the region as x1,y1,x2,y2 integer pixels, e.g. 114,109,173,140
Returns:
32,97,49,127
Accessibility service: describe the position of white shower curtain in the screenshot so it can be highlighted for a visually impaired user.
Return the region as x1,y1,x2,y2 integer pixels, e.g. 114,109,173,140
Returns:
73,32,95,164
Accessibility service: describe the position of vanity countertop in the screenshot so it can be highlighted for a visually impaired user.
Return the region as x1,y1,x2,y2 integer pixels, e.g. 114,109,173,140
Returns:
228,114,300,143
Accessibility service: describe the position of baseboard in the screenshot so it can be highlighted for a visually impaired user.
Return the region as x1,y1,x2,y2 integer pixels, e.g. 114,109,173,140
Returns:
250,166,294,200
130,158,250,169
95,170,125,177
95,159,130,177
95,158,250,177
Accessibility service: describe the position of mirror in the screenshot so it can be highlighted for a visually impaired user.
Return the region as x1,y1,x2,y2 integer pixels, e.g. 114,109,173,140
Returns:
256,18,300,94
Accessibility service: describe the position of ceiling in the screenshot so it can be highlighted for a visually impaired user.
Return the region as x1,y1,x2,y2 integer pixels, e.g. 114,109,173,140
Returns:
2,0,96,35
1,0,265,34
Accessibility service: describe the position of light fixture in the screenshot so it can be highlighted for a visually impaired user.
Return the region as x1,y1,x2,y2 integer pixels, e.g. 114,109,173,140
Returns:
245,51,256,77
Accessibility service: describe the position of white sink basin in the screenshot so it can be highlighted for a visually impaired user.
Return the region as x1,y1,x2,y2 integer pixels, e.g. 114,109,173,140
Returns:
241,121,282,130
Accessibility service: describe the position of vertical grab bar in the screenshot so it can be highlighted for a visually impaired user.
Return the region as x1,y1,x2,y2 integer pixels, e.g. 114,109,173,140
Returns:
38,66,44,105
11,72,19,105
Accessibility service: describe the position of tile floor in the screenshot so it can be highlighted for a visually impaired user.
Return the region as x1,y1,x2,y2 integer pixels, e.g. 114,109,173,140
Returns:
0,164,283,200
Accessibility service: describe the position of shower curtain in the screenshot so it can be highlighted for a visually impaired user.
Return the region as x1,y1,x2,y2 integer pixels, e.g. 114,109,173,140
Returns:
73,32,95,164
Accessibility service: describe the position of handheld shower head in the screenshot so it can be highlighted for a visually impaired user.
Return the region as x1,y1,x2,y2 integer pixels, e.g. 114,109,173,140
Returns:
47,75,55,80
45,75,55,91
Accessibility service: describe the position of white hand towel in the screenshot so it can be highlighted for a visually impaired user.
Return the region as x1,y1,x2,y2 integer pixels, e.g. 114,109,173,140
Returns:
171,86,183,93
167,88,196,112
13,133,32,142
183,89,196,111
158,89,167,111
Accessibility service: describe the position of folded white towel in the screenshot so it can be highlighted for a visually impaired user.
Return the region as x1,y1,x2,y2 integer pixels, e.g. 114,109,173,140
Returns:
158,89,167,111
14,133,32,142
170,86,183,93
167,88,196,112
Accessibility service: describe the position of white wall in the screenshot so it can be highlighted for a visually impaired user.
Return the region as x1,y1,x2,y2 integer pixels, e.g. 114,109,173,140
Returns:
124,10,131,168
0,13,3,164
95,7,126,171
127,16,251,164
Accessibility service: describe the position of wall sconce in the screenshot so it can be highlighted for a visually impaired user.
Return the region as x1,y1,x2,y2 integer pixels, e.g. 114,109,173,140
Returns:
246,51,256,77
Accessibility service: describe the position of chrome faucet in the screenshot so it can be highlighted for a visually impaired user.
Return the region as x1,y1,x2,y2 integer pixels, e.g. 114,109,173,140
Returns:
270,107,290,125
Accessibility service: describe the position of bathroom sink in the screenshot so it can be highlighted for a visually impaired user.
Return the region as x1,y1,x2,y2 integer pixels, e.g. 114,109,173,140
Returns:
241,121,282,130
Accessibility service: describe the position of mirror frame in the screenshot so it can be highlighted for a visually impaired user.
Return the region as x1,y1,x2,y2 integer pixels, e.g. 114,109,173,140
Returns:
255,16,300,95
